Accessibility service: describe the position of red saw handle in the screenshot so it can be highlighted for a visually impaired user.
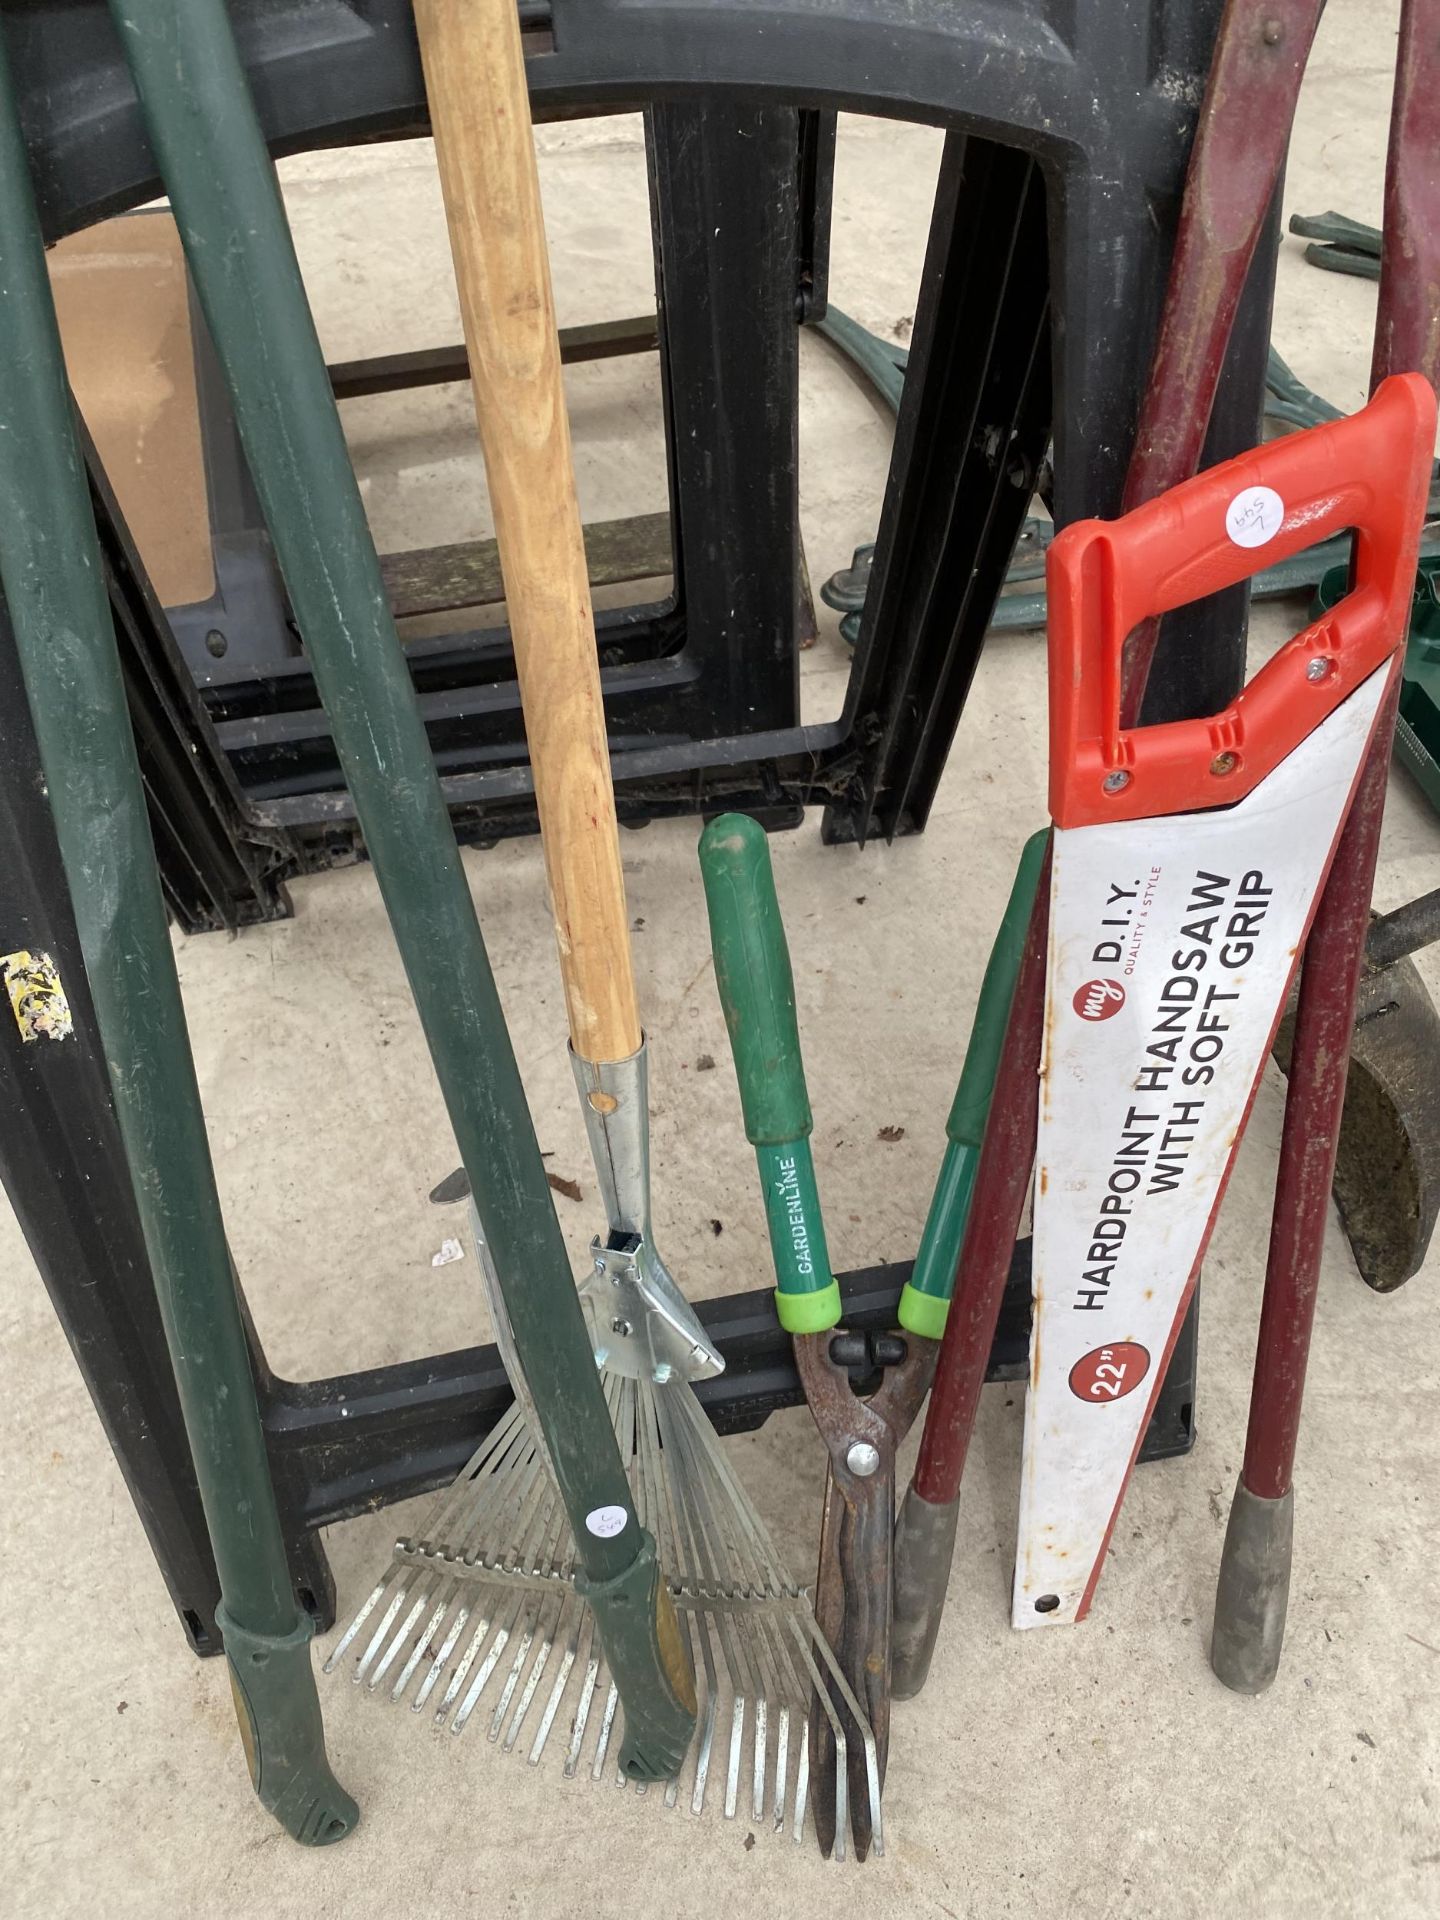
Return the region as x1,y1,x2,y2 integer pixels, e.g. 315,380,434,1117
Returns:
1047,371,1436,830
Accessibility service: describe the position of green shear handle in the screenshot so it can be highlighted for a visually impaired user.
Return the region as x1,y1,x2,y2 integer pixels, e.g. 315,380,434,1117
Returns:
701,814,1044,1341
700,814,841,1333
899,829,1048,1337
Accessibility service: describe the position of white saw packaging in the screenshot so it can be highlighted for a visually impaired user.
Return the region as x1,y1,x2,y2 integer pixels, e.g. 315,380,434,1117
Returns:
1013,662,1389,1628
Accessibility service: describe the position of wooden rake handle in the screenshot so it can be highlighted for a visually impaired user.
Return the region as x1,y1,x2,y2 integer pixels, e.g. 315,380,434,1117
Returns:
415,0,641,1065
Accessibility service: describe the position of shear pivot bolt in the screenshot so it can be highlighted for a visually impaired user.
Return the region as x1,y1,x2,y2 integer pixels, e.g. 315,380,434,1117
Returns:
1102,770,1130,794
846,1441,881,1478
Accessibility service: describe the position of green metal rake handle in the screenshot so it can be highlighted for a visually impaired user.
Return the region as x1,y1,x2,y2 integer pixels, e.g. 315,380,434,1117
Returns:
699,815,841,1333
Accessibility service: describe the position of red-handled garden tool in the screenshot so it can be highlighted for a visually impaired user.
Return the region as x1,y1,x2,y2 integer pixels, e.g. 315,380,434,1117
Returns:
1211,0,1440,1691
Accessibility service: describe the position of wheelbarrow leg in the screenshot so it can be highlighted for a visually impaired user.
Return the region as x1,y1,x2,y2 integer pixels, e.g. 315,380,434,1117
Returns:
0,33,355,1845
1213,0,1440,1690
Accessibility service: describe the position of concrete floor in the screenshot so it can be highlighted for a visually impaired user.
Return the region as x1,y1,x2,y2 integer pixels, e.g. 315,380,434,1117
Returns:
4,1,1438,1911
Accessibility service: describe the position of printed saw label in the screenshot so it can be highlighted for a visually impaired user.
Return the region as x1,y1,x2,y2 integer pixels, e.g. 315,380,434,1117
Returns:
1014,663,1389,1629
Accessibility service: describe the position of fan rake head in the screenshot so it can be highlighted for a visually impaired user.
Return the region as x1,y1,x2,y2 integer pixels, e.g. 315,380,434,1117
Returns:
325,1374,881,1857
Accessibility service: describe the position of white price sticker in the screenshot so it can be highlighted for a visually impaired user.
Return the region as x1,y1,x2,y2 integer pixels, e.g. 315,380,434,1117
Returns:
1225,484,1285,549
584,1504,629,1539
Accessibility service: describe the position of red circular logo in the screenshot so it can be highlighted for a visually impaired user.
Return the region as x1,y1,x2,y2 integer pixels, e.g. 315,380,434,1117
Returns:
1068,1342,1151,1403
1072,977,1126,1021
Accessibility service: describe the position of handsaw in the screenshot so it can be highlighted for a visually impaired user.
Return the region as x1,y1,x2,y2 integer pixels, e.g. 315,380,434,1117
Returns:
1015,374,1436,1628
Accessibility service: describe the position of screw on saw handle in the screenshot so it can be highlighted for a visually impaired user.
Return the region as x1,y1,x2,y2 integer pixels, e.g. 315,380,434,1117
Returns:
698,813,841,1335
1048,372,1437,830
899,829,1048,1339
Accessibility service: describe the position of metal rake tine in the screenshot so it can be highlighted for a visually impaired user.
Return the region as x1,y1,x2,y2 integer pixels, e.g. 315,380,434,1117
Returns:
411,1400,534,1563
591,1679,620,1779
413,1588,476,1711
506,1424,588,1757
445,1396,557,1573
800,1606,883,1854
629,1382,687,1809
488,1591,549,1741
773,1698,791,1836
688,1612,721,1817
788,1640,827,1850
563,1612,602,1778
528,1592,583,1764
678,1481,751,1818
324,1567,393,1674
390,1577,462,1702
671,1385,879,1855
786,1613,852,1862
640,1387,718,1815
368,1576,443,1692
352,1571,419,1686
741,1600,802,1822
659,1387,765,1821
413,1432,542,1611
513,1438,589,1766
677,1389,799,1598
434,1594,503,1724
478,1437,560,1575
406,1397,527,1541
763,1612,818,1838
452,1592,524,1732
672,1411,761,1824
793,1716,811,1847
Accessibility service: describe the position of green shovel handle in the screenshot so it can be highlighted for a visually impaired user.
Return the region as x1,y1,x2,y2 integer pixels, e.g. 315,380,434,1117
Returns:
699,814,841,1334
899,829,1048,1338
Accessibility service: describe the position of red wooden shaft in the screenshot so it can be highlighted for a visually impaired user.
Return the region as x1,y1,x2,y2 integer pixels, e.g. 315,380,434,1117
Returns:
1241,0,1438,1501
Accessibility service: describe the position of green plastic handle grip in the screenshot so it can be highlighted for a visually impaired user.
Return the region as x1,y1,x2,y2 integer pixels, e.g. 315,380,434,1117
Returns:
945,830,1049,1151
699,814,841,1334
699,813,813,1145
899,829,1048,1338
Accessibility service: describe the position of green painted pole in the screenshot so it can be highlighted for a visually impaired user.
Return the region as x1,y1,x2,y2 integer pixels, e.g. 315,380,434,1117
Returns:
0,29,356,1846
103,0,693,1780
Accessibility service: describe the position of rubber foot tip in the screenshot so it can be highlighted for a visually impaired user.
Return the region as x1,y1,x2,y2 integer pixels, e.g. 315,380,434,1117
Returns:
1211,1478,1294,1695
